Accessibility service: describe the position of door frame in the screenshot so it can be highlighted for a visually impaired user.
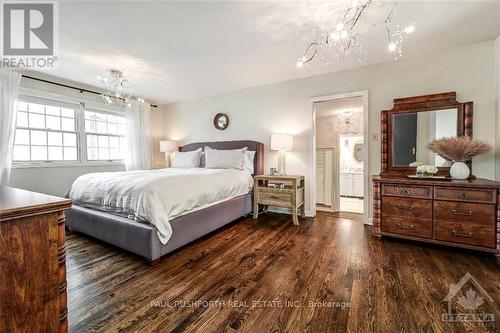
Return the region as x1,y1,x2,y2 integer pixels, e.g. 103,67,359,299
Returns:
309,90,370,224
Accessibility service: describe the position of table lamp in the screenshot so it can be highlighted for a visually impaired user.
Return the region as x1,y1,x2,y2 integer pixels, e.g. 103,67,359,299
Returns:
271,133,293,175
159,140,177,167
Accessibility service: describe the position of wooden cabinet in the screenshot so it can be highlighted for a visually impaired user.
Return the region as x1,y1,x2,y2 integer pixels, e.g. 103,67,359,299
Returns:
381,196,432,238
253,175,305,225
373,176,500,259
0,186,72,332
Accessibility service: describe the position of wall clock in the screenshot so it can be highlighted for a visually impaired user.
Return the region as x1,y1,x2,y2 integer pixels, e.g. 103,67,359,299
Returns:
213,113,229,130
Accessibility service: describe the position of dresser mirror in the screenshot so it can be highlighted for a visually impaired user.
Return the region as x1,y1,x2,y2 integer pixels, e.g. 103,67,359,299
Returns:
392,108,458,167
381,92,473,175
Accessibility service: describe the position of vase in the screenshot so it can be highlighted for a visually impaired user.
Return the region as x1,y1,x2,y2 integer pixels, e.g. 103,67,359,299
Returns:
450,161,470,179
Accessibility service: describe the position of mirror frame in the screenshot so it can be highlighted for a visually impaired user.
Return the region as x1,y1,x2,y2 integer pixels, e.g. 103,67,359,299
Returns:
381,92,473,176
213,113,229,130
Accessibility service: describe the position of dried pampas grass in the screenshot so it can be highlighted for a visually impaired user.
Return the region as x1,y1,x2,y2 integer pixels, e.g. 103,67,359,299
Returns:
426,136,491,162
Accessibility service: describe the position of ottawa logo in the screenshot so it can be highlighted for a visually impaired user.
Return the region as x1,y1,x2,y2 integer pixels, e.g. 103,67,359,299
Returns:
442,272,495,326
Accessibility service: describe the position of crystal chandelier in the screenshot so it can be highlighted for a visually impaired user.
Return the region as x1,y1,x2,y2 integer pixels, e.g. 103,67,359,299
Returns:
97,69,145,107
296,0,415,69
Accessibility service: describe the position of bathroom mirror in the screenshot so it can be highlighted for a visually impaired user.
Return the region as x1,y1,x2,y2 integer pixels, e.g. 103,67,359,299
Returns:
353,142,363,163
381,92,473,176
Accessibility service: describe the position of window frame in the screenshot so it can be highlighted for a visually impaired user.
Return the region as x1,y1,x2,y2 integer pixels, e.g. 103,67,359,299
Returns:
82,107,127,164
13,94,127,168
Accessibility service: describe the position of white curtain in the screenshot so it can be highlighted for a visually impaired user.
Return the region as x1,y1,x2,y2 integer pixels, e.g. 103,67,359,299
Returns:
125,100,151,170
0,68,21,184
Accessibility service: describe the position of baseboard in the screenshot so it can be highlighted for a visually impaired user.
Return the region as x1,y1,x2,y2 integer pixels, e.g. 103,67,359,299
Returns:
266,208,370,221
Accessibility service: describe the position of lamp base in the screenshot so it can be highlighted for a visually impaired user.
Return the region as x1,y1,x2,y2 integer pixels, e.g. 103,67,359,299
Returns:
164,152,171,168
278,151,286,176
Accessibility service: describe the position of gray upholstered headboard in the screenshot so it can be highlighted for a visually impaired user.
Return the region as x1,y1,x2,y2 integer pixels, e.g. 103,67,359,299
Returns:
179,140,264,175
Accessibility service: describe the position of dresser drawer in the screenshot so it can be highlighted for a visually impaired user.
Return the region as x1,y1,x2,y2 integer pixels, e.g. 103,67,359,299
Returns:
382,184,432,199
434,187,496,204
257,190,293,207
381,216,431,238
434,221,495,248
433,201,495,226
382,197,432,219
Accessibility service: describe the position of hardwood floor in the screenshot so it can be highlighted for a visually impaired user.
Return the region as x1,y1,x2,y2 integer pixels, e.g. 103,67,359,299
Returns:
66,212,499,332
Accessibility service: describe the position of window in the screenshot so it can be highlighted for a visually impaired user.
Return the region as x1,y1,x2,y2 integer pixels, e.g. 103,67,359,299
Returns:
84,110,127,161
13,96,127,166
13,101,78,162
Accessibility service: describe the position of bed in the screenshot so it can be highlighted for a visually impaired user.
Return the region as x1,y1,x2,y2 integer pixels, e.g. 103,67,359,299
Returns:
65,140,264,264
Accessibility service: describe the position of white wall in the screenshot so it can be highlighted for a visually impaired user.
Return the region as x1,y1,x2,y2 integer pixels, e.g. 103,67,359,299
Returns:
315,98,364,149
151,108,167,169
10,164,124,197
162,41,497,217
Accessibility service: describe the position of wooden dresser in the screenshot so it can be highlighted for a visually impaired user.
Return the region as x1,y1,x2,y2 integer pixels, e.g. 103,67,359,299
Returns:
373,176,500,259
0,186,72,332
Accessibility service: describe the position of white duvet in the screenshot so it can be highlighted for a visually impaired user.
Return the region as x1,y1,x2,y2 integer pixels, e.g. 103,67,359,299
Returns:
67,168,254,244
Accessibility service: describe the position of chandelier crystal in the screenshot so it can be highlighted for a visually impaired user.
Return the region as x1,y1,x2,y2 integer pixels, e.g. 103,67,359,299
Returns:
296,0,415,69
97,69,145,107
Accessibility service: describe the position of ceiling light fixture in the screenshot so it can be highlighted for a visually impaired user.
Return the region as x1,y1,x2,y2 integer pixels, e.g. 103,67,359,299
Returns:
404,24,415,34
334,108,361,125
388,42,396,52
97,69,146,107
297,0,415,68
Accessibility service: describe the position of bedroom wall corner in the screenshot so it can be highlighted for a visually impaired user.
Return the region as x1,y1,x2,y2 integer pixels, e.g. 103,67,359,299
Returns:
495,35,500,180
150,107,168,169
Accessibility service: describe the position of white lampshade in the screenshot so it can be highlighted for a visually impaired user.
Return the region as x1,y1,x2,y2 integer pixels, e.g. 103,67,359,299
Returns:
271,133,293,151
159,140,177,152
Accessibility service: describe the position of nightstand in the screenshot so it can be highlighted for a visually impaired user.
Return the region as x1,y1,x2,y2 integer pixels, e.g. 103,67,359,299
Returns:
253,175,305,225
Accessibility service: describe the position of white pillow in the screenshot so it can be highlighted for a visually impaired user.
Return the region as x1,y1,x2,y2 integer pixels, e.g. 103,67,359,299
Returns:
200,149,255,173
171,148,202,168
204,146,247,170
244,150,255,174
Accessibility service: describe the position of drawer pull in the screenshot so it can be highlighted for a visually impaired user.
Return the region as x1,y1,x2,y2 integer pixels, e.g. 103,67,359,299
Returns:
452,230,473,238
459,192,468,200
401,189,410,195
396,204,415,211
452,209,474,216
396,223,415,230
269,195,279,199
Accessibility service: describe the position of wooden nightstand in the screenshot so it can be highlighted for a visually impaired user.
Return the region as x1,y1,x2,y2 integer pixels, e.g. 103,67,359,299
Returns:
253,175,305,225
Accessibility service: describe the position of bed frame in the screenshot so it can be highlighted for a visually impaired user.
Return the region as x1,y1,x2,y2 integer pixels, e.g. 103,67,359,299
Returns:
65,140,264,264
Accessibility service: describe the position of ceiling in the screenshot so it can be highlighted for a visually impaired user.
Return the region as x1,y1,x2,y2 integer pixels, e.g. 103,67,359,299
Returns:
316,97,363,118
38,1,500,105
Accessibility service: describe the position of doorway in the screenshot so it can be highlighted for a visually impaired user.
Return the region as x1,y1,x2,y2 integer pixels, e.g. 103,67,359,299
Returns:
339,133,364,213
311,91,368,220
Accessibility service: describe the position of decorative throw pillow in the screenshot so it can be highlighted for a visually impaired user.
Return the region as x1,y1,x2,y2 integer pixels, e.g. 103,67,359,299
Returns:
204,146,247,170
171,148,202,168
